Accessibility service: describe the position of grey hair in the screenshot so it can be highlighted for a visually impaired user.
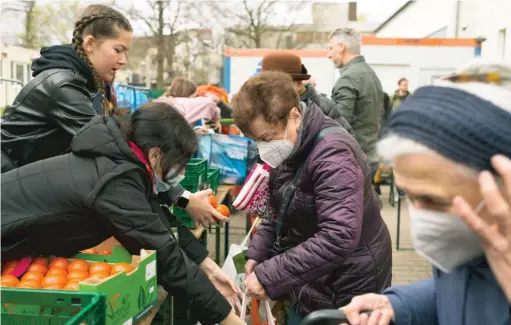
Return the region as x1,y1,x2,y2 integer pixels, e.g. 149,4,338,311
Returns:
378,59,511,179
329,28,361,54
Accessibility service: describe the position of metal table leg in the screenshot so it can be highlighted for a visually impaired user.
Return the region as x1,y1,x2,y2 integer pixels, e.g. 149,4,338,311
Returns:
215,224,221,265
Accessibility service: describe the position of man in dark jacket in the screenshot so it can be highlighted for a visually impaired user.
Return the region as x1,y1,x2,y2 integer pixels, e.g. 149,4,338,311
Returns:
328,28,384,177
1,113,237,325
257,52,354,134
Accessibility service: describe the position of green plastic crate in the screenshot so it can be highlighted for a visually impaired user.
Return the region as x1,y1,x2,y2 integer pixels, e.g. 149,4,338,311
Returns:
1,289,106,325
150,89,165,99
220,118,235,125
173,206,195,229
181,158,208,190
207,168,220,193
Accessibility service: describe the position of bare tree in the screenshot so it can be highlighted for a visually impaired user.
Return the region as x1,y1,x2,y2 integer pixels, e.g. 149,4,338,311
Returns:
122,0,184,89
207,0,306,49
2,1,39,47
37,2,84,44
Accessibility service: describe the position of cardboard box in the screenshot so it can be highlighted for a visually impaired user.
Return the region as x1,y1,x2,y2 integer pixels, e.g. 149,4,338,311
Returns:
78,249,158,325
74,237,132,264
2,249,158,325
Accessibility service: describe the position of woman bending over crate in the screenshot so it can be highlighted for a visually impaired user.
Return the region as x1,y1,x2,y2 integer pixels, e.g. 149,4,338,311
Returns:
1,102,244,325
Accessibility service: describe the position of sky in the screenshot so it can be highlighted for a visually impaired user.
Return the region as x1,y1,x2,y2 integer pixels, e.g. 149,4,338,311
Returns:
1,0,409,41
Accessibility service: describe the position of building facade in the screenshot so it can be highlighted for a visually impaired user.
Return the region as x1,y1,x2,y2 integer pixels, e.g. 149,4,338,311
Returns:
375,0,510,61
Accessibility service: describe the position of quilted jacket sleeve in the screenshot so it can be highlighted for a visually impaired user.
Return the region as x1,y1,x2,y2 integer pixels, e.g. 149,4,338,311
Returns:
246,219,277,262
91,170,231,325
254,139,364,299
48,81,97,136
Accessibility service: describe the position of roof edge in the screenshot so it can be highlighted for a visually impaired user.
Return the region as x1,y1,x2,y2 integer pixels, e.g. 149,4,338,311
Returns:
374,1,415,34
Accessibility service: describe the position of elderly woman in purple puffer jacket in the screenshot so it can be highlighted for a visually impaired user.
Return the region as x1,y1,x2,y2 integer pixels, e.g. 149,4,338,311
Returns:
231,71,392,325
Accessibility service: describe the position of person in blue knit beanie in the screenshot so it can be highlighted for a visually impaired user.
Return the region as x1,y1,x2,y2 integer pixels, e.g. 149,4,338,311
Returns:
339,60,511,325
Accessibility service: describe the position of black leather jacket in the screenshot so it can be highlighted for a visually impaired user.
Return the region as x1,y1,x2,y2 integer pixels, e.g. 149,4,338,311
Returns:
1,68,97,172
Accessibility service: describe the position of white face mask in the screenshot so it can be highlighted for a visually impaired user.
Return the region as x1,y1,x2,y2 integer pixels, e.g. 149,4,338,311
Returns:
256,123,294,168
408,202,484,273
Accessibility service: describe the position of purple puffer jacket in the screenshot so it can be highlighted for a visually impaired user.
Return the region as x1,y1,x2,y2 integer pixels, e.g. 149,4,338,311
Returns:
246,103,392,314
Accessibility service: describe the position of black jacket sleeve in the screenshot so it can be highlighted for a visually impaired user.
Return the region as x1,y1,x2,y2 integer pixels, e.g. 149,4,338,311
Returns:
92,171,231,325
217,101,232,119
158,203,209,265
49,81,97,136
159,184,186,205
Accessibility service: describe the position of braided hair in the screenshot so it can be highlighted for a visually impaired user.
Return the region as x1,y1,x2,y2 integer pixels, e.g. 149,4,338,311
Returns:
71,5,132,116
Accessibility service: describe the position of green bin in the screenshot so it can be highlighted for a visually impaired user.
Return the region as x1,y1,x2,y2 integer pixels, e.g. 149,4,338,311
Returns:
207,168,220,194
1,289,106,325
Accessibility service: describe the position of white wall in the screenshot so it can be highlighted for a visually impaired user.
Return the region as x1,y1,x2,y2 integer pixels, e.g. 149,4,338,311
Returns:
376,0,511,61
376,1,453,38
227,44,476,97
0,45,40,107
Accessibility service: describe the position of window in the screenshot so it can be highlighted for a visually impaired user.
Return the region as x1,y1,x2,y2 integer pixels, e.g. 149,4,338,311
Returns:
26,63,32,83
10,61,27,84
498,28,506,59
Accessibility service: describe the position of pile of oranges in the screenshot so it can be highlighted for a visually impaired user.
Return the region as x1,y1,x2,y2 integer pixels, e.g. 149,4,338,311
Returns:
208,195,230,218
0,257,134,290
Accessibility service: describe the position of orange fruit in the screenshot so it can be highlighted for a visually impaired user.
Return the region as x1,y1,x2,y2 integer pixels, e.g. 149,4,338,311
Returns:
216,204,230,218
42,274,67,287
67,271,89,282
2,267,15,276
90,262,111,275
49,257,69,270
97,249,111,256
32,257,48,266
42,283,64,290
63,281,80,291
0,275,20,287
27,263,48,275
47,268,67,277
80,248,97,254
17,280,41,289
67,260,89,273
110,263,134,275
2,260,19,270
21,271,44,283
208,195,218,209
88,271,109,280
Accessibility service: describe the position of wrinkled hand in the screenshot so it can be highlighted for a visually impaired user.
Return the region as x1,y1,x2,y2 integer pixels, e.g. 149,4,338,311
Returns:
195,127,209,135
244,272,268,301
340,293,394,325
453,155,511,303
213,120,222,131
201,258,243,311
185,189,229,227
245,259,258,275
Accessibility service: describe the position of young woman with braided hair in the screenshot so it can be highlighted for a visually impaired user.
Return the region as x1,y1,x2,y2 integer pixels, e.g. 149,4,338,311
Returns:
1,4,132,172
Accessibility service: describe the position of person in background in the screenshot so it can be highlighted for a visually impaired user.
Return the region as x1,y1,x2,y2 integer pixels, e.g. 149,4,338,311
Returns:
390,77,412,110
339,61,511,325
258,52,354,136
328,28,384,181
1,102,244,325
1,4,132,173
155,77,221,133
232,72,392,325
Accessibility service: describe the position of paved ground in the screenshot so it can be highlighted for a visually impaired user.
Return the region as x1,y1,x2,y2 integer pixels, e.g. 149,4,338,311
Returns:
206,185,432,286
